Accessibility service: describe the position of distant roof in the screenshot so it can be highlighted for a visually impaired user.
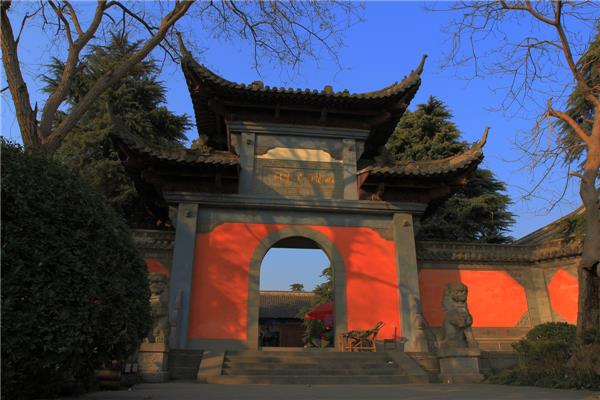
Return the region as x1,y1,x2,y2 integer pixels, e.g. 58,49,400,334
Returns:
515,206,584,245
259,291,315,319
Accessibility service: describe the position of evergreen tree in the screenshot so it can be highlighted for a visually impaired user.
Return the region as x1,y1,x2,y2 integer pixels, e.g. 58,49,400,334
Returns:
387,96,515,243
289,283,305,292
42,33,190,227
559,27,599,168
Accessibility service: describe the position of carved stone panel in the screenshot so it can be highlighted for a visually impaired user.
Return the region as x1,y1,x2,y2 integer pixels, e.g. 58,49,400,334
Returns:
254,158,344,199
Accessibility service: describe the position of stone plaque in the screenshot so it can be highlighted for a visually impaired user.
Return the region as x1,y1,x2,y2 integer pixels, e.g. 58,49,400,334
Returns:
255,159,343,198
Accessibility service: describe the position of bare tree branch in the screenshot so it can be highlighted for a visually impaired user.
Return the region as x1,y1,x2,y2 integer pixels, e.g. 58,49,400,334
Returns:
3,0,360,155
435,0,600,334
42,0,194,153
108,1,179,62
63,1,83,36
48,1,73,45
15,2,43,47
38,1,107,140
547,98,592,146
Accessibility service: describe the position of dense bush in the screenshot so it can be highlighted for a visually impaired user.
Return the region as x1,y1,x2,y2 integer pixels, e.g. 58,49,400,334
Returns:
489,322,600,390
1,140,151,399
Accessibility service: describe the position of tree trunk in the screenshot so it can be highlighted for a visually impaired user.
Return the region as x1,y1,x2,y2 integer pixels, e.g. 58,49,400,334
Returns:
576,109,600,334
1,1,39,148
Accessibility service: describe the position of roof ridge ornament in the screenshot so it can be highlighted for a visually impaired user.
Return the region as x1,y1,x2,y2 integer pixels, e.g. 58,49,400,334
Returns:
415,54,428,76
250,80,264,90
478,126,490,148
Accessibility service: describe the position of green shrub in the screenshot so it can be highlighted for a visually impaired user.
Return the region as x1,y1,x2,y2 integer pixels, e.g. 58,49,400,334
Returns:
512,322,576,378
579,326,600,345
1,140,151,399
519,321,576,344
488,322,599,390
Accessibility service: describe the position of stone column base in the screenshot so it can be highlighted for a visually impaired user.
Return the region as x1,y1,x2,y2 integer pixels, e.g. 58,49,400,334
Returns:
138,342,169,382
437,348,484,384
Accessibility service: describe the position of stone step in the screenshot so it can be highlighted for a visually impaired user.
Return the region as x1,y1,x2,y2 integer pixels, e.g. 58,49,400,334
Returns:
227,350,390,358
169,366,199,380
224,361,397,370
171,357,203,367
407,353,440,372
205,374,430,385
225,354,391,363
168,350,203,380
222,367,404,376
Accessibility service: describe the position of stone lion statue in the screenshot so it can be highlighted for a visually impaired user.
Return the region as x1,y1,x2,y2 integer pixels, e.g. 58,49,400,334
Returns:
146,272,169,343
440,282,478,350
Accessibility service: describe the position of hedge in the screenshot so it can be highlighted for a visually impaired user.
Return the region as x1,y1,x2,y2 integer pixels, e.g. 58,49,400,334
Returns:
1,140,151,399
488,322,600,390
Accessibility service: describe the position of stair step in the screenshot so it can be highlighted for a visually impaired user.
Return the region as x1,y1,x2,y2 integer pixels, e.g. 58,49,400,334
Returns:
206,374,429,385
222,368,404,376
227,351,389,357
199,350,432,385
170,367,199,380
225,355,391,363
224,362,397,370
168,350,203,380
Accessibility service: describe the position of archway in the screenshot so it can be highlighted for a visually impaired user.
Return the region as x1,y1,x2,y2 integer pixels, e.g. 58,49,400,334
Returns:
259,237,329,347
247,227,347,350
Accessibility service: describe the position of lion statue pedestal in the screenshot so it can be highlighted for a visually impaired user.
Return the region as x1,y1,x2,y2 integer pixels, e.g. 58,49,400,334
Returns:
436,282,483,383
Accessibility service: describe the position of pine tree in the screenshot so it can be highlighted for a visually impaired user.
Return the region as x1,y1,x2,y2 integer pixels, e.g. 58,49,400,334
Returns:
387,96,515,243
559,26,599,168
42,33,190,227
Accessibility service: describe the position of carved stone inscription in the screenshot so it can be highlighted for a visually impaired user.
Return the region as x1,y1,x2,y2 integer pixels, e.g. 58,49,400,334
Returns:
255,159,343,198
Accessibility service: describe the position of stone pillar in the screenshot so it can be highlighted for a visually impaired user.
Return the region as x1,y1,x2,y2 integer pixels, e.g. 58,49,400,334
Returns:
393,213,422,350
168,203,198,349
238,132,256,194
342,138,358,200
523,268,553,325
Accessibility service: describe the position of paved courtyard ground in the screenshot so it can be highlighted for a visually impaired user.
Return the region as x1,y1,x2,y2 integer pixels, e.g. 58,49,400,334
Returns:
71,382,600,400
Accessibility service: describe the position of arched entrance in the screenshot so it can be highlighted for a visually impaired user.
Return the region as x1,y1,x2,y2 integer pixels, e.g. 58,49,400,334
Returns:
259,237,329,347
247,227,347,350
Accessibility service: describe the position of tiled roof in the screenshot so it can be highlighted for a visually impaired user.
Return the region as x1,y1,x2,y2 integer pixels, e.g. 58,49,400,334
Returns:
259,291,315,319
357,128,488,178
182,53,425,106
179,37,425,155
515,206,584,245
111,129,239,167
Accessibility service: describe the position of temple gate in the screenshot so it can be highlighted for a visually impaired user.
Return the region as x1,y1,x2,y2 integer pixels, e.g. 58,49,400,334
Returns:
115,46,492,355
117,44,579,384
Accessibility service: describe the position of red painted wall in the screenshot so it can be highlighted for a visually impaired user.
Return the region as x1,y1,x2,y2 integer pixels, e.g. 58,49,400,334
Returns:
418,269,528,327
145,258,170,277
188,223,400,340
547,268,578,323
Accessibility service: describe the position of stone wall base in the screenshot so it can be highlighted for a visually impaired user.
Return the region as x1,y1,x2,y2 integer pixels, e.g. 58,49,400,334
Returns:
138,342,169,382
437,348,483,384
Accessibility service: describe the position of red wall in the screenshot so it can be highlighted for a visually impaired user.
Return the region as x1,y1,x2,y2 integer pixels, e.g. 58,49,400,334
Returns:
418,269,528,327
188,223,400,340
145,258,170,277
547,268,578,323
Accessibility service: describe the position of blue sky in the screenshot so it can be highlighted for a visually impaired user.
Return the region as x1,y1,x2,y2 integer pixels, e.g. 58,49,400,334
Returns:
2,2,592,290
